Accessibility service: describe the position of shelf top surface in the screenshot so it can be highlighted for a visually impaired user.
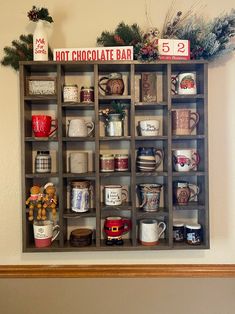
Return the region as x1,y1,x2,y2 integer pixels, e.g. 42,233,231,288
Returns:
20,60,208,66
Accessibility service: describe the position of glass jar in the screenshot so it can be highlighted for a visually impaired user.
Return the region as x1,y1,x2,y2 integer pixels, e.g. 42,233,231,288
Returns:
114,154,129,171
186,223,202,245
35,151,51,173
80,86,94,103
100,154,114,172
71,181,90,213
63,84,78,102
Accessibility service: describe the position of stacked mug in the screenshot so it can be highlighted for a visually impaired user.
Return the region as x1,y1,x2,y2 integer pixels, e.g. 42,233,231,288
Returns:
136,147,164,172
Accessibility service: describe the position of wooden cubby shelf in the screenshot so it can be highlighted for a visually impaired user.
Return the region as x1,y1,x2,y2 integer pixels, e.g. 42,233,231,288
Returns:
20,60,209,252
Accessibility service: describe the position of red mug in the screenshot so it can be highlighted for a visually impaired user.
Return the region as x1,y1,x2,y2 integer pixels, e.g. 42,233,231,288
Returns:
32,115,58,137
104,216,131,245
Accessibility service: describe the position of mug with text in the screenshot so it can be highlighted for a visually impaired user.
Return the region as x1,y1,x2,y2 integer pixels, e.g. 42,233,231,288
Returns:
172,109,199,135
33,220,60,248
104,185,128,206
32,115,58,137
138,119,160,136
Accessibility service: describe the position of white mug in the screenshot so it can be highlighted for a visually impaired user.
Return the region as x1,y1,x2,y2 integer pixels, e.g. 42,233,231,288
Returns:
33,220,60,248
104,185,128,206
172,149,200,172
70,152,88,173
139,219,166,246
139,120,160,136
177,72,197,95
68,118,94,137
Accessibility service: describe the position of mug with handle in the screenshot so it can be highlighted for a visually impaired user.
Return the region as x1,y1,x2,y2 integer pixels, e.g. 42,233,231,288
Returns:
32,115,58,137
67,118,94,137
139,219,166,246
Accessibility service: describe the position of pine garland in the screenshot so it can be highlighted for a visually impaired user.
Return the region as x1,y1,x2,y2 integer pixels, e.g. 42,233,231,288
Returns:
1,34,53,71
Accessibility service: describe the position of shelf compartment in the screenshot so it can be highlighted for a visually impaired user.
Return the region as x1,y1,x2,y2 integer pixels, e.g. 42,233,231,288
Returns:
25,137,58,142
63,208,96,218
25,172,59,178
62,137,95,142
62,102,94,109
173,172,205,177
135,136,168,141
100,172,131,177
101,202,132,212
135,102,167,109
173,203,205,210
136,171,168,177
136,207,169,218
63,172,96,178
99,136,131,141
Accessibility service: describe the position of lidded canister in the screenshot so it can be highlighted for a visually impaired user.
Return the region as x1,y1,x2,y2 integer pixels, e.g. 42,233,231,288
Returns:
100,154,114,172
63,84,78,102
114,154,129,171
173,222,184,242
185,223,202,245
35,151,51,173
71,181,90,213
80,86,94,103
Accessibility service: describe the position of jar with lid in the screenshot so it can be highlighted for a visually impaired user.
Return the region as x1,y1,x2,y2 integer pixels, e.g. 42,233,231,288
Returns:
80,86,94,103
100,154,114,172
173,222,184,242
35,151,51,173
114,154,129,171
186,223,202,245
71,181,90,213
63,84,78,102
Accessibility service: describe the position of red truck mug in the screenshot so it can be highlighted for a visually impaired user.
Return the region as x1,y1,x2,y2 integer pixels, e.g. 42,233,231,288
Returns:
32,115,58,137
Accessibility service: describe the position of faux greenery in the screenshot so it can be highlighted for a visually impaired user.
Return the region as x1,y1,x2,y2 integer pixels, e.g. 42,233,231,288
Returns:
99,101,126,121
97,22,142,47
1,34,53,71
27,5,53,23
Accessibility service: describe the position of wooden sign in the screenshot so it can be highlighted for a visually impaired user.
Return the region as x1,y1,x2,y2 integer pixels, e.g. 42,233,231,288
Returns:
53,46,133,61
157,39,190,60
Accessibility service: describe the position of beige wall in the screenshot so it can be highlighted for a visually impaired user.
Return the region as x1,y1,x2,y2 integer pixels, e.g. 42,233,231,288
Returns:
0,0,235,265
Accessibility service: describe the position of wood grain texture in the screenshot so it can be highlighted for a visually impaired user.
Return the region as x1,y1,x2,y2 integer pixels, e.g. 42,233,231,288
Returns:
0,264,235,278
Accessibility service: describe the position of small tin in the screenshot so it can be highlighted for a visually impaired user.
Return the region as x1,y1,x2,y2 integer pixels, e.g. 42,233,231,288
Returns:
173,222,184,242
114,154,129,171
80,86,94,103
35,151,51,173
63,84,78,102
100,154,114,172
70,228,93,247
186,223,202,245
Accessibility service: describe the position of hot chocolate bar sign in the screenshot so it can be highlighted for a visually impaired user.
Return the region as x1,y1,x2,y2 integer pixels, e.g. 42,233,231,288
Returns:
53,46,133,61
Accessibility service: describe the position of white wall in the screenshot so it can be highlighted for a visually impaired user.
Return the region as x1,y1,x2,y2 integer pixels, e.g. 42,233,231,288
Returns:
0,0,235,265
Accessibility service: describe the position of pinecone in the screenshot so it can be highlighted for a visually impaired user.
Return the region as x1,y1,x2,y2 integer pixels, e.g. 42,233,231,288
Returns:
27,10,38,22
114,35,125,45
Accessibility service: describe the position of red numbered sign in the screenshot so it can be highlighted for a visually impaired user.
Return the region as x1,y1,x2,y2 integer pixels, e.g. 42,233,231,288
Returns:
157,39,190,60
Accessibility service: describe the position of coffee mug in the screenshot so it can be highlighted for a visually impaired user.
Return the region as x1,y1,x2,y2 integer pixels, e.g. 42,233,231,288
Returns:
138,120,160,136
173,181,200,205
70,152,88,173
104,216,131,245
33,220,60,248
32,115,58,137
172,72,197,95
139,219,166,246
67,118,94,137
172,109,200,135
104,185,128,206
138,183,162,212
173,149,200,172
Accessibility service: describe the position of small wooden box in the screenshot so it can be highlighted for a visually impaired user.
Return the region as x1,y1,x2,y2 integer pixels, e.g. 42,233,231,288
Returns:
26,76,57,96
